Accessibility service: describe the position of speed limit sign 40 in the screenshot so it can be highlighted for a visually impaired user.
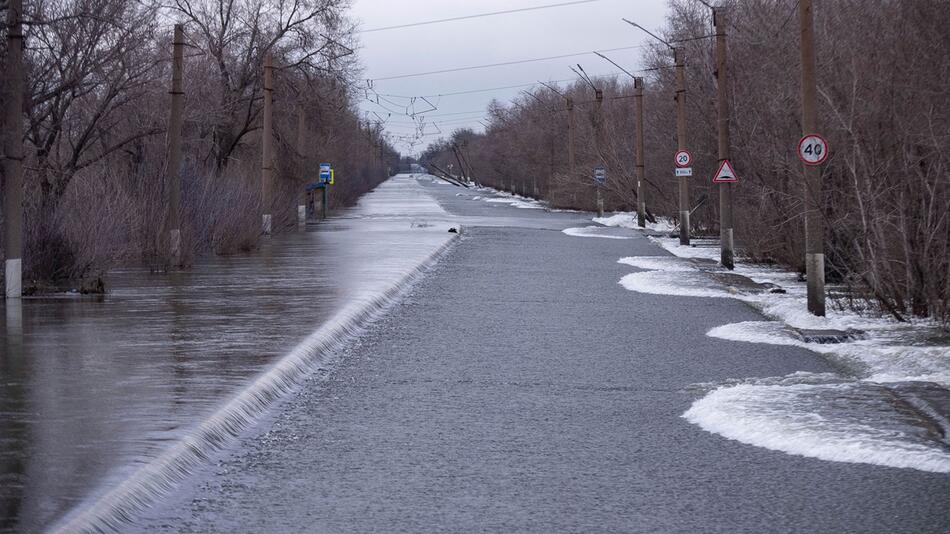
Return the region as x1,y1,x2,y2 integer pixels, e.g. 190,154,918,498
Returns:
798,134,829,166
675,150,693,168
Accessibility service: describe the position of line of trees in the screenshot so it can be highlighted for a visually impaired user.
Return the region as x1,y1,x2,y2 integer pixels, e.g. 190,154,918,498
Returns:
1,0,398,291
421,0,950,326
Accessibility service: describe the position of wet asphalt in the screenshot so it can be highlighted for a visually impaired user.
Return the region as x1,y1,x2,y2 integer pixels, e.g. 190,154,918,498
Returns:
140,180,950,533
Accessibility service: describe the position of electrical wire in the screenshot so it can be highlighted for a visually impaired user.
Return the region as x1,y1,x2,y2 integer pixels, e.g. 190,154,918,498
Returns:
359,0,601,33
371,73,625,100
370,44,647,81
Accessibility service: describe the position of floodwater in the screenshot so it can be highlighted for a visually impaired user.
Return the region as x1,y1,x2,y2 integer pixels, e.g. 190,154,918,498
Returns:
0,175,456,532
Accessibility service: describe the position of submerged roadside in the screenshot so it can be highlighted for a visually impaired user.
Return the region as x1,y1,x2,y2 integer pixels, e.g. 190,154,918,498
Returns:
0,175,456,533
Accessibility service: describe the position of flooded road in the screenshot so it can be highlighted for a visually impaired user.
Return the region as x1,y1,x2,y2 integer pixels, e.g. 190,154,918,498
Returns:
0,175,456,532
135,180,949,533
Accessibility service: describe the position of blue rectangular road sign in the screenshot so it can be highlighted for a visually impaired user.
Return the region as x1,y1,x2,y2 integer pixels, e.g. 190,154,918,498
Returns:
319,163,331,183
593,165,607,185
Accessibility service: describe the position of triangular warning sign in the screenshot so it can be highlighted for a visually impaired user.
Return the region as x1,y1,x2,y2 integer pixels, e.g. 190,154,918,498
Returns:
712,160,739,183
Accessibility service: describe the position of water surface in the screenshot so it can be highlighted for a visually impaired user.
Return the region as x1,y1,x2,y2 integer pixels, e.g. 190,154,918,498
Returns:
0,175,454,532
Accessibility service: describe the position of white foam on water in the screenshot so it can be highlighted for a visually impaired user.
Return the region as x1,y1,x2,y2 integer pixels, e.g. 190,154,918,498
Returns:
562,226,631,240
683,382,950,474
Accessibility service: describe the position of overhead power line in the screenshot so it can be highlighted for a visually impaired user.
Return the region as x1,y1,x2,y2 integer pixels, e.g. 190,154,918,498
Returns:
370,44,647,82
421,110,486,118
360,0,601,33
373,73,624,100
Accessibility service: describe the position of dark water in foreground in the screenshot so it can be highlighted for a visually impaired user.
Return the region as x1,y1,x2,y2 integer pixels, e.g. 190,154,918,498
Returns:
0,176,454,532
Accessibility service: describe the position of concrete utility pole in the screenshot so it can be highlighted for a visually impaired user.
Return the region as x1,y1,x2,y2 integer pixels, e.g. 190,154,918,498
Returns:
594,88,605,218
799,0,825,315
714,9,734,270
452,144,467,183
165,24,185,266
567,97,576,177
634,78,646,228
3,0,24,299
296,106,308,227
674,47,690,245
261,53,274,235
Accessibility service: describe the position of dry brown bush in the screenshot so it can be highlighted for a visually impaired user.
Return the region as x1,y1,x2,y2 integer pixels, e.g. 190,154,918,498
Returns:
1,0,397,289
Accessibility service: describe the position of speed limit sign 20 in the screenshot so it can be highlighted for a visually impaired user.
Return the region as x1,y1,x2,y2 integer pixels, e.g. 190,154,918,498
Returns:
674,150,693,168
798,134,829,166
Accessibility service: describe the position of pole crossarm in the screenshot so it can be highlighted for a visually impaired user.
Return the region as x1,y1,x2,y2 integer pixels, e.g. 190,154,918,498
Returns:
622,18,675,50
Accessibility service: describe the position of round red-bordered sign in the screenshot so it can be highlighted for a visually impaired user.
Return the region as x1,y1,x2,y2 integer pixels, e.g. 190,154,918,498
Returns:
798,134,829,166
674,150,693,168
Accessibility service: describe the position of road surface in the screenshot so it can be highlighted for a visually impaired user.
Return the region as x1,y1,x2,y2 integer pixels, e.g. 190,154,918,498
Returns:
137,177,950,533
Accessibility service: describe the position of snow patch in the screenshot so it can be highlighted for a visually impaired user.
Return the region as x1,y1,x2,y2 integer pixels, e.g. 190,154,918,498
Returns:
619,271,733,298
562,226,632,240
616,238,950,473
594,212,676,233
707,321,950,385
683,382,950,473
618,256,695,272
485,197,544,209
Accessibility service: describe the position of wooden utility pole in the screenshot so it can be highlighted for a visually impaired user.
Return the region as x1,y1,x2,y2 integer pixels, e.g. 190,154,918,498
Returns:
165,24,185,266
261,53,274,235
296,106,308,226
799,0,825,315
674,47,690,245
3,0,24,299
634,78,646,228
714,9,734,269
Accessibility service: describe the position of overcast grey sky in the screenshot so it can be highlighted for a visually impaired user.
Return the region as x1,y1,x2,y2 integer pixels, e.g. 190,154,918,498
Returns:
349,0,671,156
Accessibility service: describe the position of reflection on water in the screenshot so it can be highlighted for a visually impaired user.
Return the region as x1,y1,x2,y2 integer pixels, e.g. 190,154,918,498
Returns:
0,176,453,532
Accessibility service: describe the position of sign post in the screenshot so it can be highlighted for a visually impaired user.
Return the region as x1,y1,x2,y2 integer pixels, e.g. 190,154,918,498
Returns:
714,7,734,269
634,78,646,228
319,163,332,220
593,165,606,218
799,0,826,316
